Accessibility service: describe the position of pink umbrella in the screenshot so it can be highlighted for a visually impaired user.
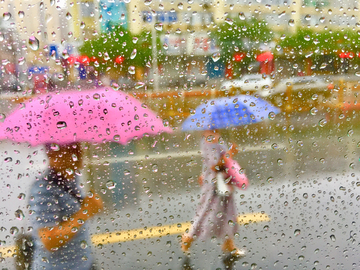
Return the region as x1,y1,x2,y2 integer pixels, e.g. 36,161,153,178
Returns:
0,88,172,146
256,52,274,62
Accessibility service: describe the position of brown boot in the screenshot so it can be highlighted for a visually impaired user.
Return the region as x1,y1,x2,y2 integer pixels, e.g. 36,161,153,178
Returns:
181,234,193,254
222,239,246,258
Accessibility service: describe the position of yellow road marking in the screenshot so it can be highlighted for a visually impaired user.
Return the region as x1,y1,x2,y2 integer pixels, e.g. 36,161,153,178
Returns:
92,212,270,245
0,212,269,258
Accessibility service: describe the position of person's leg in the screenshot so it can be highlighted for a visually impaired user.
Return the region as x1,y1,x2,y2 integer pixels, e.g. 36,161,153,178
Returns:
181,234,194,253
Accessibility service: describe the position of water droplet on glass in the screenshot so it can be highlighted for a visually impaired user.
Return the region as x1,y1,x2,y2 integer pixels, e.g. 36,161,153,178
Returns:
152,164,158,173
212,52,220,62
318,118,327,127
56,121,67,129
130,49,137,59
18,57,25,65
135,82,145,89
178,2,183,9
132,37,138,44
18,193,26,200
310,107,318,115
106,180,116,190
3,12,11,21
128,66,135,74
49,143,60,151
225,17,233,25
277,159,283,166
288,19,294,26
330,234,336,242
304,35,311,41
154,23,163,31
216,211,223,218
104,52,110,61
304,14,311,21
111,82,120,91
57,74,64,81
80,21,86,29
15,209,24,220
268,112,276,120
10,227,19,235
4,157,12,163
80,240,88,249
18,11,25,18
0,34,4,42
29,36,40,51
319,17,325,23
355,71,360,77
239,12,245,20
294,229,301,236
66,12,72,20
93,93,100,100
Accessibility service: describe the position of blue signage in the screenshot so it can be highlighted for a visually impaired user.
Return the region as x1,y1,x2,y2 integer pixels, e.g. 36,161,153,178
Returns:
142,11,178,23
100,0,128,31
49,45,58,58
28,66,49,74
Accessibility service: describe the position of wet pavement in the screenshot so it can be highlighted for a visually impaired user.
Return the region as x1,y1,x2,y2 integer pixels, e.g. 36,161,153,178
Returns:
1,110,360,269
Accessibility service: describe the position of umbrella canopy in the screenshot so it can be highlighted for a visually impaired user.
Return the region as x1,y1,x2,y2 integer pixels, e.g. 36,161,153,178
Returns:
0,88,172,146
182,95,280,131
256,52,274,62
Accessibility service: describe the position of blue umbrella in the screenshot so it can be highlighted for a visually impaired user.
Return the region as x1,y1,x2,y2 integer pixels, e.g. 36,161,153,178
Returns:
182,95,281,131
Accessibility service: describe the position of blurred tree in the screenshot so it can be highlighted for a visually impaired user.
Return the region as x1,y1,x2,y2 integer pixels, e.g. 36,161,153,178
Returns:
279,28,360,75
279,27,359,53
210,18,274,65
79,26,152,78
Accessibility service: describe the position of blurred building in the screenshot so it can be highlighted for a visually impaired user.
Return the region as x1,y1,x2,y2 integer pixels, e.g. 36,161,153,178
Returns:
0,0,356,89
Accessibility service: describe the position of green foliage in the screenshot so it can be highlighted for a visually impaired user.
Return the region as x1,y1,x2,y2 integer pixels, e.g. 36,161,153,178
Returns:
79,26,152,72
279,27,360,54
210,18,274,64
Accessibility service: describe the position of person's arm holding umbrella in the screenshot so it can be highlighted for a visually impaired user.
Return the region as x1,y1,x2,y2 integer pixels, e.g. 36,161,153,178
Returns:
212,141,238,172
37,192,103,251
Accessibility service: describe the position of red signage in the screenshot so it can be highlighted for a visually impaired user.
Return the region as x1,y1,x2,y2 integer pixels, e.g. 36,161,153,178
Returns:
234,52,245,62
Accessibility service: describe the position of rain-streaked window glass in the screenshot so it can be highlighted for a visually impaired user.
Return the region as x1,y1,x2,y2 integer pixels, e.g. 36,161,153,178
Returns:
2,0,360,269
